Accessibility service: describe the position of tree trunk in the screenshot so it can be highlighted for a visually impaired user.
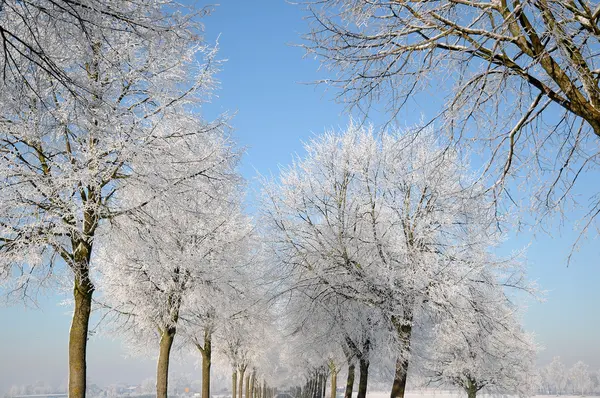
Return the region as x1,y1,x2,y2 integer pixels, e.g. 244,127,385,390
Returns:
344,363,355,398
250,371,256,398
390,316,413,398
200,331,212,398
246,374,251,398
390,356,409,398
330,370,337,398
357,358,369,398
466,378,477,398
157,327,176,398
68,273,94,398
233,368,237,398
238,367,246,398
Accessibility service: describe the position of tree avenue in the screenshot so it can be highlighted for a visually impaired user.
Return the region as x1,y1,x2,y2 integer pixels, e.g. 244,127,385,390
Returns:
0,3,547,398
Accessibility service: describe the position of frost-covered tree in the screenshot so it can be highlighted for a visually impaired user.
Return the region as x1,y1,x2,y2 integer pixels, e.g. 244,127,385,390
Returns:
547,357,568,395
0,6,221,396
569,361,592,396
422,278,538,398
0,1,208,93
185,248,263,398
270,253,383,398
96,133,245,398
538,366,553,395
261,122,529,398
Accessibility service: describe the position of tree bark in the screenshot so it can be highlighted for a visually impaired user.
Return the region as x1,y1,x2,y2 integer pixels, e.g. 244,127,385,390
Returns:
330,369,337,398
390,316,413,398
344,363,355,398
249,370,256,398
238,366,246,398
199,330,212,398
466,378,477,398
68,274,94,398
245,374,251,398
390,356,409,398
233,368,237,398
357,358,369,398
157,326,176,398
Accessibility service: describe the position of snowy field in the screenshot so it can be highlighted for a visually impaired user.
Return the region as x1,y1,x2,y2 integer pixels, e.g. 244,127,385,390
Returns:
359,392,586,398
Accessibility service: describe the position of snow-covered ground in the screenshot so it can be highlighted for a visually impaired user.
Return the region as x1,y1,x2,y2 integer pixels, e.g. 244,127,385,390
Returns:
363,392,587,398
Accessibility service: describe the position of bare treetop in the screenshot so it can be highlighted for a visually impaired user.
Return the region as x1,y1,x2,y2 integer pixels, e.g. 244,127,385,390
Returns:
305,0,600,244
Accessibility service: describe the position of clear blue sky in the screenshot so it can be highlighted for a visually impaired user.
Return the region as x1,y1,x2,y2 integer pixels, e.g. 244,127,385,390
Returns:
1,1,599,392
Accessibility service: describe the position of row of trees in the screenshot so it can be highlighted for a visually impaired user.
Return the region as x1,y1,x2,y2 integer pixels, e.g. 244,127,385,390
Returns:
539,358,600,396
0,1,253,397
259,125,538,398
3,1,593,398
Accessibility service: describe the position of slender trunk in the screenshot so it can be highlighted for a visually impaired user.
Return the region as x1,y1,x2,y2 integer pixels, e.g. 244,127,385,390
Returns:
199,331,212,398
246,374,251,398
69,274,94,398
238,367,246,398
157,327,176,398
233,368,237,398
250,371,256,398
316,374,322,398
357,358,369,398
390,316,413,398
330,370,337,398
316,375,321,398
344,363,355,398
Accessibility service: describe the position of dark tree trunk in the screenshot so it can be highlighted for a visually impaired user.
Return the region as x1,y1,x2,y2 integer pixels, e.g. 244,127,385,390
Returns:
344,363,355,398
390,315,413,398
157,326,176,398
68,273,94,398
357,358,369,398
390,356,409,398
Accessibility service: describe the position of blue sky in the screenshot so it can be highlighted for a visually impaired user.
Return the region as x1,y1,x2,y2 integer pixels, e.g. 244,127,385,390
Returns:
1,0,599,392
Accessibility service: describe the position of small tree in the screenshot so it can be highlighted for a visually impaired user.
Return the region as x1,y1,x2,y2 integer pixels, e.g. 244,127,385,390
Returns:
423,277,538,398
548,357,568,395
97,127,242,398
569,361,592,396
